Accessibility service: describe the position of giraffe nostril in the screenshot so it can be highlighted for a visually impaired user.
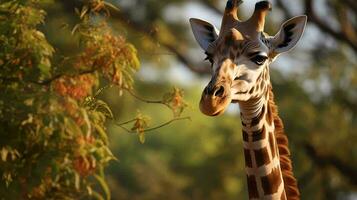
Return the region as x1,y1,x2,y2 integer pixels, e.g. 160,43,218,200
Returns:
214,86,225,97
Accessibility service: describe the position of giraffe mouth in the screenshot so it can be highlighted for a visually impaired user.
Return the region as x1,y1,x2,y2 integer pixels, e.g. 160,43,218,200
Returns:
200,79,233,116
199,93,232,116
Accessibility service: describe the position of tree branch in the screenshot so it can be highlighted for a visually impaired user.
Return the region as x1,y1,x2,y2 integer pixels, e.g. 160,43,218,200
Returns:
57,0,215,75
39,67,99,85
334,3,357,43
199,0,223,16
124,88,164,104
108,10,211,74
275,0,293,18
303,142,357,186
303,0,357,52
0,67,99,85
342,0,357,14
114,116,191,134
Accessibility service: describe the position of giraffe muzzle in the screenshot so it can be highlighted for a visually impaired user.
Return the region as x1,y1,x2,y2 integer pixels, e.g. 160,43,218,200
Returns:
199,83,232,116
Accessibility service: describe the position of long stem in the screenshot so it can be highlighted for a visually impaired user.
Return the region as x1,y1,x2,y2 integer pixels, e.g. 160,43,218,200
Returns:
114,116,191,134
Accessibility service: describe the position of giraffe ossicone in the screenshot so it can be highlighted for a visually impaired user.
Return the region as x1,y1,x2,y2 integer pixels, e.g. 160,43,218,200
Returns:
189,0,306,199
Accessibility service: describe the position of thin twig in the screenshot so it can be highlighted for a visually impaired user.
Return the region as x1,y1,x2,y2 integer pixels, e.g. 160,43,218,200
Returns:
38,67,99,85
94,84,113,98
0,67,99,85
115,118,137,126
142,117,191,133
114,116,191,134
92,86,190,133
124,88,163,104
114,122,132,133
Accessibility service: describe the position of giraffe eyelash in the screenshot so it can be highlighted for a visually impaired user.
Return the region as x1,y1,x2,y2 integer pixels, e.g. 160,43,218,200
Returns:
251,54,268,65
204,52,214,64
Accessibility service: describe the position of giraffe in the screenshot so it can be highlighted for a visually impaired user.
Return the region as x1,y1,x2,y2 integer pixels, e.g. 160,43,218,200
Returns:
189,0,306,199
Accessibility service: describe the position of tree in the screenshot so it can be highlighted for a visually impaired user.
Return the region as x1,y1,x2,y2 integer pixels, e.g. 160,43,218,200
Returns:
0,0,133,198
0,1,189,199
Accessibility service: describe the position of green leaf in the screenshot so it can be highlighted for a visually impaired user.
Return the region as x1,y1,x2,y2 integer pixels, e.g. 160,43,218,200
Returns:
87,185,93,196
75,173,80,190
65,118,83,136
1,147,8,162
38,63,51,77
104,2,120,12
94,174,111,200
139,132,145,144
80,6,88,19
71,24,80,35
91,191,105,200
95,124,109,145
95,100,114,119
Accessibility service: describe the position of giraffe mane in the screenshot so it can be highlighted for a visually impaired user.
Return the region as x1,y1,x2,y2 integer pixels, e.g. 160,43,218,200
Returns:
268,87,300,200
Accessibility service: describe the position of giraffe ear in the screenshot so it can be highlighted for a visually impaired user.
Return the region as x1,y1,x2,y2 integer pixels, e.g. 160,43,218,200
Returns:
270,15,307,56
189,18,219,51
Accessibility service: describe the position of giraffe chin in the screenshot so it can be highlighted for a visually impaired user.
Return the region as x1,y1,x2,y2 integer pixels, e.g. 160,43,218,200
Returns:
199,94,231,116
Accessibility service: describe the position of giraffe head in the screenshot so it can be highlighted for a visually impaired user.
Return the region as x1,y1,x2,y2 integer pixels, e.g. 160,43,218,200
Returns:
190,0,306,116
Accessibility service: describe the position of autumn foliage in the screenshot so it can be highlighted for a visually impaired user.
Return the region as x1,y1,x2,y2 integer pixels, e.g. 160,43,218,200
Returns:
0,0,190,199
0,0,139,199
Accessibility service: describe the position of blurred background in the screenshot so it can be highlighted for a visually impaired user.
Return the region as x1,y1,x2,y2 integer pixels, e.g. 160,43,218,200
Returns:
14,0,357,199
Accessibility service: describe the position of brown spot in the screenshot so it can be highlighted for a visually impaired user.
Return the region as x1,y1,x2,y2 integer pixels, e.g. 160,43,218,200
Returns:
266,103,273,125
244,149,252,168
261,167,282,195
251,105,265,126
242,130,249,141
240,113,247,127
247,175,259,199
269,132,276,158
281,190,287,200
252,125,266,141
249,87,255,94
254,147,270,167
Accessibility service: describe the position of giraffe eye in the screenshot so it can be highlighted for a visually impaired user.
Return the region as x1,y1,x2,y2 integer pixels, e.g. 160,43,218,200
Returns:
251,55,268,65
204,52,214,65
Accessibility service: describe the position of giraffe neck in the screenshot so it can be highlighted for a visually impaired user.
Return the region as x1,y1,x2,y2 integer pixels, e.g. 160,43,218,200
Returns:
239,90,286,200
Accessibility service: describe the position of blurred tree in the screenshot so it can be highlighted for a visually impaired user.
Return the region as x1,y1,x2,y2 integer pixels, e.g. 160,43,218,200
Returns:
0,0,189,199
0,0,137,199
